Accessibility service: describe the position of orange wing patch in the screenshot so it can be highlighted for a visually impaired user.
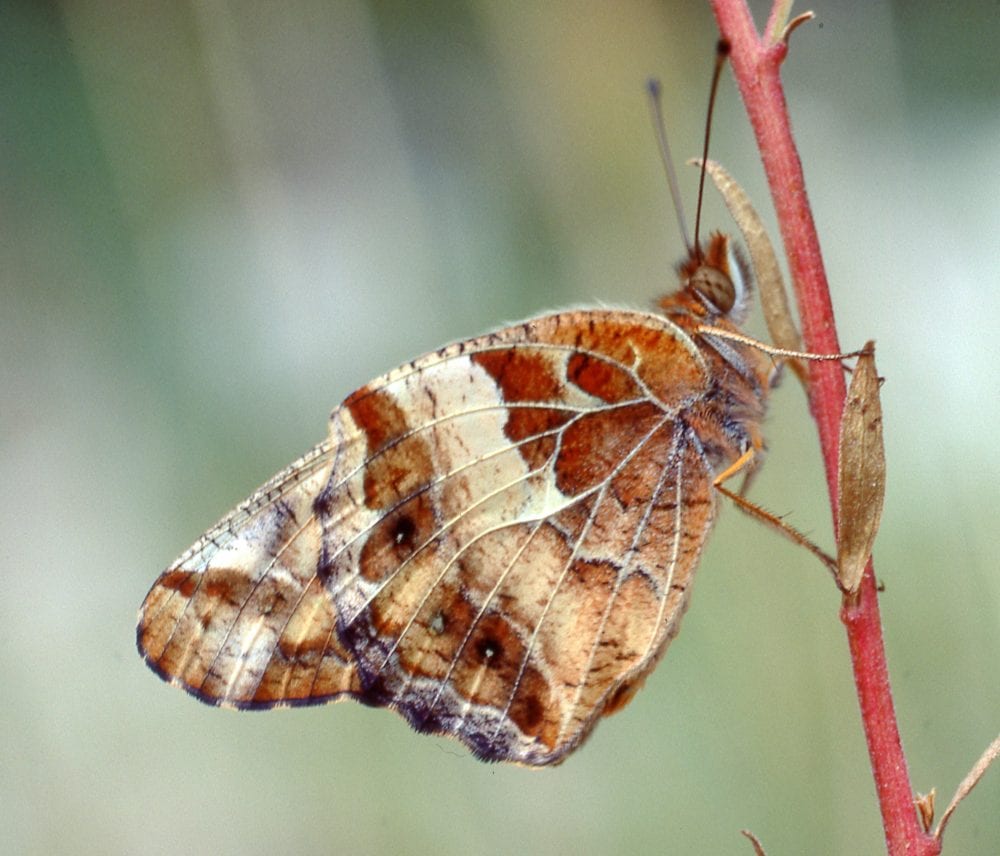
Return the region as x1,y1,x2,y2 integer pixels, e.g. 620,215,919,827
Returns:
138,257,776,765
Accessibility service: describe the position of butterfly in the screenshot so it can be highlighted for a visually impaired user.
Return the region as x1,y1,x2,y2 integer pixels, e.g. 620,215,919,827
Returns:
135,213,789,766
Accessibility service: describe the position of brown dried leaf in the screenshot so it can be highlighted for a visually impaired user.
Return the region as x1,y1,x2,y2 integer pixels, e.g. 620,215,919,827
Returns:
695,158,806,386
836,342,885,593
914,788,936,834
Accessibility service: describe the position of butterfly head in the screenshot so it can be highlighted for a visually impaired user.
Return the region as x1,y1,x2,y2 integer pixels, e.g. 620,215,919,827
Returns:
675,231,751,323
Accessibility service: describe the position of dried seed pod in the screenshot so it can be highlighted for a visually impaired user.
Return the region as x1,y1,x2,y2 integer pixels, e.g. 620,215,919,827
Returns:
836,342,885,593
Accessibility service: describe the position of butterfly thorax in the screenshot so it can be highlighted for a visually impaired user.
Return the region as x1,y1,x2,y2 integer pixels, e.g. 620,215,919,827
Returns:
657,232,772,475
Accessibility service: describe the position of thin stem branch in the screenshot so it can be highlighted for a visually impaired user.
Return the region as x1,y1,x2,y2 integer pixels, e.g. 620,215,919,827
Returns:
707,2,938,854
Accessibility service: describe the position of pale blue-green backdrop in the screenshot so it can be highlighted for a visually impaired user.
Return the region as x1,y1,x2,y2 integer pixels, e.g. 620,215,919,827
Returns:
3,1,998,853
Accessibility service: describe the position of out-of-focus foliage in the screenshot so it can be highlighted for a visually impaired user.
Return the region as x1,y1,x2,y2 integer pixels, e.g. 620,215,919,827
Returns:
2,2,997,853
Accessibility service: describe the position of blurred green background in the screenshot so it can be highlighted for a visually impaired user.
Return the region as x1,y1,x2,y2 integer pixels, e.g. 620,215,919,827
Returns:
3,1,998,853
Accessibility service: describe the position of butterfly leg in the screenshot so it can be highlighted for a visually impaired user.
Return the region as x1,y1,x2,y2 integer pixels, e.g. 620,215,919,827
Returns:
712,446,839,582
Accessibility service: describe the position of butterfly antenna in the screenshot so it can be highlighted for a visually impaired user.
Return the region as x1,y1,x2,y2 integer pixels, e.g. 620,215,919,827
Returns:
646,78,691,253
693,39,732,262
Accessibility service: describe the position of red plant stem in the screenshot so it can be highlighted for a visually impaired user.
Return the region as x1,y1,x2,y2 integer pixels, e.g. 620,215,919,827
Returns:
708,2,939,854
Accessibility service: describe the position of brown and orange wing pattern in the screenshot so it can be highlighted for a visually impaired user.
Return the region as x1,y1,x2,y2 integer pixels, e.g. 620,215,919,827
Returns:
138,308,721,765
137,438,361,703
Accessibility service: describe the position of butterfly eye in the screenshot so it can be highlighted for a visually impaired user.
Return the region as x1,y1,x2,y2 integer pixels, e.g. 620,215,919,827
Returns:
690,263,736,314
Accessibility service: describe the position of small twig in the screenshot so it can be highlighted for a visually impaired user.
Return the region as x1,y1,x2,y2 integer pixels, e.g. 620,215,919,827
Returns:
934,732,1000,842
740,828,768,856
779,11,815,45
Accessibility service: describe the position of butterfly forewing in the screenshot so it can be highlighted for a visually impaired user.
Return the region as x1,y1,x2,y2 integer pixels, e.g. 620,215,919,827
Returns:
137,302,760,764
